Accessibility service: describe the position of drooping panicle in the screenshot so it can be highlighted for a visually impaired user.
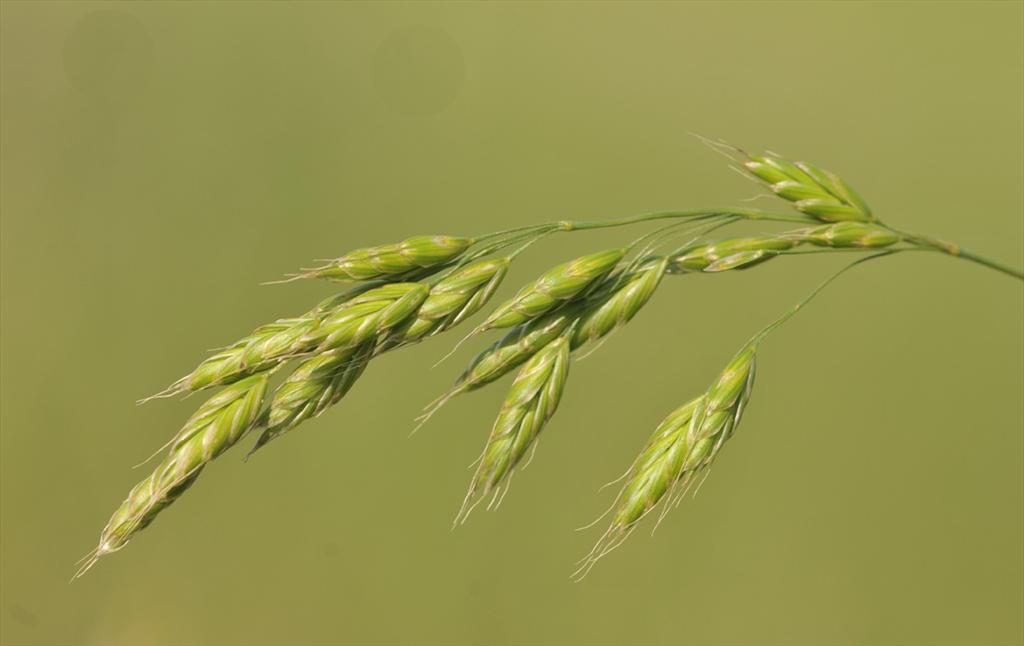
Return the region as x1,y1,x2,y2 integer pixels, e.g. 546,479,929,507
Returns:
87,374,269,568
250,341,375,453
303,235,472,281
385,257,509,346
570,256,669,349
743,151,873,222
458,336,571,521
77,142,1024,581
475,249,625,333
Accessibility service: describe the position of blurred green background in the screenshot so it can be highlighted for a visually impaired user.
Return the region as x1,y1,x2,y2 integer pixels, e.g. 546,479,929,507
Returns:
2,2,1022,645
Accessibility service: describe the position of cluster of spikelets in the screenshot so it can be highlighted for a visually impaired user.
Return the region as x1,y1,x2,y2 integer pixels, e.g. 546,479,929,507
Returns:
79,144,1019,579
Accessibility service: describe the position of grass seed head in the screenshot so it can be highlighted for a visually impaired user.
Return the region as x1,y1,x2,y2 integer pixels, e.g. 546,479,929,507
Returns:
612,396,704,528
571,256,668,349
669,236,797,273
87,144,1024,579
581,343,757,575
476,249,624,333
164,317,316,396
743,152,873,222
458,336,571,520
302,282,429,352
388,258,509,345
794,222,901,248
456,306,579,393
303,235,472,281
704,249,778,272
250,341,375,452
158,285,383,399
699,344,757,453
88,374,269,568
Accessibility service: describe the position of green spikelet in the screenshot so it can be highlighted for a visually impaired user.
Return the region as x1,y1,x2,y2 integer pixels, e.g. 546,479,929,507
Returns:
475,249,624,333
743,151,873,222
611,396,704,529
156,318,307,396
571,257,668,349
304,235,472,281
301,283,429,352
386,258,509,346
703,249,777,272
415,305,579,433
250,341,376,453
625,343,755,527
793,222,901,248
689,343,757,469
159,288,374,398
88,374,269,567
174,318,316,394
580,344,756,576
455,307,579,394
668,236,798,273
457,337,570,521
